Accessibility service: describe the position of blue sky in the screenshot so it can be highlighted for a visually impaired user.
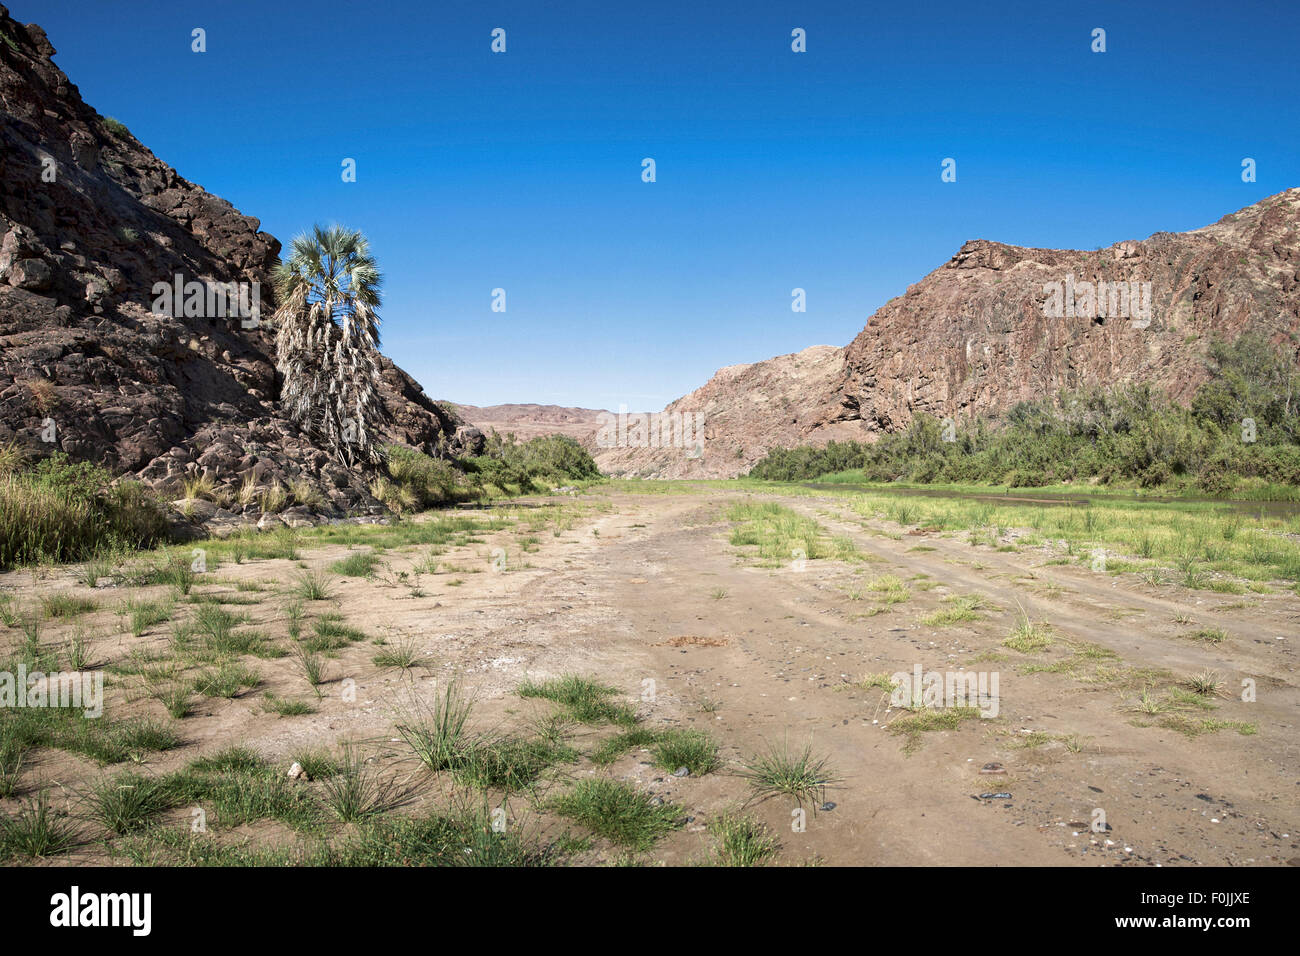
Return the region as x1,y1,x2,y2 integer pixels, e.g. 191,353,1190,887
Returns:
13,0,1299,409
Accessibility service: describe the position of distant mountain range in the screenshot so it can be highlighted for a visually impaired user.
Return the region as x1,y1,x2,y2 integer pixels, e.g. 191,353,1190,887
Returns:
453,403,609,443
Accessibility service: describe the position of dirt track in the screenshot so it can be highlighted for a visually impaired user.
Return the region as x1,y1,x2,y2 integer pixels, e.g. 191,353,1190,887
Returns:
4,486,1297,866
546,488,1299,865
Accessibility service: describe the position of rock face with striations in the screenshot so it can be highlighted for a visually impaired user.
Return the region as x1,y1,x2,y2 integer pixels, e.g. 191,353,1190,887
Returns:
595,188,1300,478
0,6,469,522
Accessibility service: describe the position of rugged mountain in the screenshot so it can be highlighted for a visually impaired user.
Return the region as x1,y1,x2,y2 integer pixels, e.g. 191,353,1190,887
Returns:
455,402,609,442
597,188,1300,478
0,5,473,520
591,345,857,478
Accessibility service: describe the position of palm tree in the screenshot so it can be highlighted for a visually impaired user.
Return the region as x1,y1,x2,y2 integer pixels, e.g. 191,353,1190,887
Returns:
271,225,386,466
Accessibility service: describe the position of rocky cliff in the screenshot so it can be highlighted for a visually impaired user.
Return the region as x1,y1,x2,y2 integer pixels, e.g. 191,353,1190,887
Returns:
596,188,1300,478
0,5,472,521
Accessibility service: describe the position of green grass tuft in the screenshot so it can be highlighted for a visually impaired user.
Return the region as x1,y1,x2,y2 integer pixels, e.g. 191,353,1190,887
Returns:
551,778,683,851
517,674,638,726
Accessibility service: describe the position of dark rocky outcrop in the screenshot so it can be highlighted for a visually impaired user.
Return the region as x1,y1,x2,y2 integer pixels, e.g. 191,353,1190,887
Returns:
0,5,464,525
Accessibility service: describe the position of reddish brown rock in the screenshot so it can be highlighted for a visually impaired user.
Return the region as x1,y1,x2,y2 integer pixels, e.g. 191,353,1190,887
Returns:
596,189,1300,478
456,403,609,442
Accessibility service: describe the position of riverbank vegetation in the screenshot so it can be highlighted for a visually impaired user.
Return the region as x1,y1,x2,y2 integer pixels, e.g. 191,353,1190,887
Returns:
0,450,168,570
749,334,1300,498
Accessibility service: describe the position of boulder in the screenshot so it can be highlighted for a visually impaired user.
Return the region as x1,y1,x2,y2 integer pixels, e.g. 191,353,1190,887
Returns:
171,497,219,521
256,512,286,531
452,425,486,456
7,257,52,291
